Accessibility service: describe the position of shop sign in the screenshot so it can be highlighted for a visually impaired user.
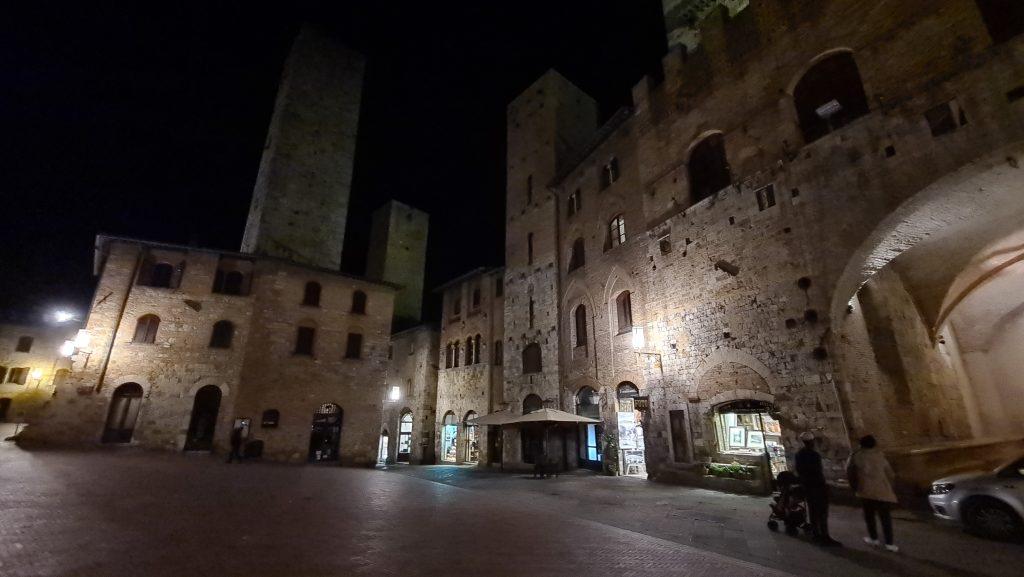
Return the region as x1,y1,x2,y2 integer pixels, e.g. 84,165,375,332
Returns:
633,396,650,411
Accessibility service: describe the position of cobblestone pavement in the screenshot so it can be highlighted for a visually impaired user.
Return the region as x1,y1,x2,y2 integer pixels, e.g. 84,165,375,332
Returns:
0,443,794,577
383,464,1024,577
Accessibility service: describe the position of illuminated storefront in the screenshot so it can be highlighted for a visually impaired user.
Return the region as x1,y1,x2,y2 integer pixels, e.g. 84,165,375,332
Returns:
441,412,458,463
616,383,646,477
397,411,413,463
713,400,787,476
464,411,479,463
575,387,602,470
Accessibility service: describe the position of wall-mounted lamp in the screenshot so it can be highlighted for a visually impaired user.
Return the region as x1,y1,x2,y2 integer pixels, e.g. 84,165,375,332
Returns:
388,386,401,402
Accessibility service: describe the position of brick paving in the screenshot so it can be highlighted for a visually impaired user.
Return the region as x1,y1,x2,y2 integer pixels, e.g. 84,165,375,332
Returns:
385,464,1024,577
0,441,793,577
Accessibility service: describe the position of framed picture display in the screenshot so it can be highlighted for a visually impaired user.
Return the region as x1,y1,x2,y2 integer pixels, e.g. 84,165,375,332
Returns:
747,431,765,448
728,426,745,448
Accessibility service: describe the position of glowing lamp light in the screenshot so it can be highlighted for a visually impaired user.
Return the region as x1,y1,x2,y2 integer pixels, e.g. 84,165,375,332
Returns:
30,368,44,380
388,386,401,401
53,310,75,323
60,340,77,358
631,326,646,350
74,329,91,349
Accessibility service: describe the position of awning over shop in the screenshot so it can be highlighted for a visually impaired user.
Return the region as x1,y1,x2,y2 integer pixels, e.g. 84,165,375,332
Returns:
506,408,601,425
466,410,518,426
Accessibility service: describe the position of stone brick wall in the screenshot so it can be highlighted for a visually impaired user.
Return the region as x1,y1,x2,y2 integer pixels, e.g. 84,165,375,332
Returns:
0,323,75,422
25,238,395,466
512,0,1024,480
436,268,503,464
380,325,439,464
240,26,364,270
366,201,429,330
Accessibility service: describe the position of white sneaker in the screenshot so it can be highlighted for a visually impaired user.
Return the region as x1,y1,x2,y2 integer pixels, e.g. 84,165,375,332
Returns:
863,537,880,546
884,544,899,553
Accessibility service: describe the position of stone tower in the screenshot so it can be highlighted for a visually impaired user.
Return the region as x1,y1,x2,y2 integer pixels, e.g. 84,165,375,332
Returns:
503,70,598,409
367,200,429,330
240,25,365,270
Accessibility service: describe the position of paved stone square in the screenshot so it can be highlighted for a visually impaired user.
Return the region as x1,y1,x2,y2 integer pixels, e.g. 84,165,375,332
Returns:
0,438,1020,577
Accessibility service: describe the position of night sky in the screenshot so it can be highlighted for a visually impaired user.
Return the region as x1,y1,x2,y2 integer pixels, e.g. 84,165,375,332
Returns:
1,1,666,324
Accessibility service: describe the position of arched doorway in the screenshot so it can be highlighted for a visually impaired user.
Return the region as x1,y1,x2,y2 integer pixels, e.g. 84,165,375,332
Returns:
463,411,479,463
377,429,389,465
102,383,144,444
521,395,544,464
441,412,458,462
184,385,222,451
308,403,342,462
616,382,646,477
397,411,413,463
575,386,602,471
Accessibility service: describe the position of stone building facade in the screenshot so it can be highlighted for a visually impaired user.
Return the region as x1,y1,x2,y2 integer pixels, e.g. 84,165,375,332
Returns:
379,324,440,465
499,0,1024,482
436,268,505,465
366,201,430,330
0,323,76,424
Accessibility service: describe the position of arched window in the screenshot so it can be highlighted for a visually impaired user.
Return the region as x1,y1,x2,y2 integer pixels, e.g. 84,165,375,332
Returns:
793,51,870,143
444,343,453,368
295,325,315,356
209,320,234,349
453,342,460,368
351,290,367,314
568,238,586,272
224,271,245,295
493,340,503,365
617,382,640,399
574,305,588,347
344,333,363,359
303,281,321,307
133,314,160,344
150,263,174,288
522,343,542,374
523,394,544,414
398,411,413,462
688,133,731,203
465,337,475,365
474,335,482,364
616,291,633,334
608,215,626,249
576,386,600,419
102,382,144,443
975,1,1024,45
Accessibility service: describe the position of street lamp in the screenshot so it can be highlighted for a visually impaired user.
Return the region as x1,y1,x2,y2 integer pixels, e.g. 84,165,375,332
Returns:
60,340,76,358
53,310,76,323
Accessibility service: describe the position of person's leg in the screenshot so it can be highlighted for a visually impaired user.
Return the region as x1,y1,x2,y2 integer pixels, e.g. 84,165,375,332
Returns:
879,502,894,545
819,491,832,539
806,489,825,538
862,499,879,541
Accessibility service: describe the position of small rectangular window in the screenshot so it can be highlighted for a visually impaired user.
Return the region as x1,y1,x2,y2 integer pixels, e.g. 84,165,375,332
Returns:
7,367,29,385
755,184,776,211
295,327,315,356
659,235,672,255
495,277,504,297
345,333,363,359
925,100,968,137
15,336,33,353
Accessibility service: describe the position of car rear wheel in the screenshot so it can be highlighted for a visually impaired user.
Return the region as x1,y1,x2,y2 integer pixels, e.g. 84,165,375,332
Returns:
963,498,1023,540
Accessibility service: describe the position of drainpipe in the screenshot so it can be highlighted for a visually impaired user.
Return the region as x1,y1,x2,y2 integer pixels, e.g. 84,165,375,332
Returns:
95,243,144,394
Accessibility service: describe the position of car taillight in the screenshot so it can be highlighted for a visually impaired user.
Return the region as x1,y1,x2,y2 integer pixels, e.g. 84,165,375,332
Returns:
930,482,955,495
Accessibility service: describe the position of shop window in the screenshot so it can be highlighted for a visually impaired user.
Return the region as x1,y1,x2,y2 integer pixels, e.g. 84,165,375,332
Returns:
351,291,367,314
607,215,626,249
294,326,315,356
794,51,870,143
568,238,585,272
493,341,503,365
302,281,321,307
208,320,234,349
688,133,731,203
441,412,458,462
975,0,1024,44
714,400,788,476
6,367,28,385
615,291,633,334
133,314,160,344
344,333,363,360
575,387,602,465
522,343,542,374
15,336,33,353
261,409,280,428
574,305,588,347
398,411,413,462
463,411,480,463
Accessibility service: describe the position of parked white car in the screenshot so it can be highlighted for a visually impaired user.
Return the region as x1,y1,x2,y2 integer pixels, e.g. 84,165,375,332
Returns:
929,455,1024,540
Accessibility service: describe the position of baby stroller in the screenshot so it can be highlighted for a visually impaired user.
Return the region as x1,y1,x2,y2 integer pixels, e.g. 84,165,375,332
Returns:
767,471,810,535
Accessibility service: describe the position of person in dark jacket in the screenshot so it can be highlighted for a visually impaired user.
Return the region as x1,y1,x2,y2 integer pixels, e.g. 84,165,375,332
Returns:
226,424,244,464
795,431,840,546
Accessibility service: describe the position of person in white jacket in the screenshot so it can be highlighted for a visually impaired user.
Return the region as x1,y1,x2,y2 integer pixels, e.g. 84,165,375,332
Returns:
846,435,899,552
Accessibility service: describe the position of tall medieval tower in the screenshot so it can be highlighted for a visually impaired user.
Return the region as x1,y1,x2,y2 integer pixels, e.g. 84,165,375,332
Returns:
366,200,429,330
503,71,597,410
240,25,364,270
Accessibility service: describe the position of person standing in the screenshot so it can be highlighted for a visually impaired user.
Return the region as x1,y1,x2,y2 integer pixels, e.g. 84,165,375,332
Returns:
795,431,841,546
847,435,899,552
226,424,244,464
